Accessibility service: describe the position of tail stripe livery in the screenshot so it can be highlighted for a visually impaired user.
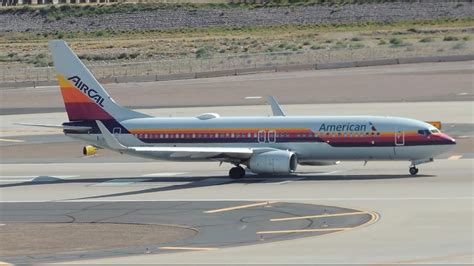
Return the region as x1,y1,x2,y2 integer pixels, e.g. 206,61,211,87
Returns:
49,40,150,122
57,75,114,121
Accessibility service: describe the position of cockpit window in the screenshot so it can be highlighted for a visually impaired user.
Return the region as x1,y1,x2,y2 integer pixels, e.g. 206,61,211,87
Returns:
417,129,431,136
430,129,440,134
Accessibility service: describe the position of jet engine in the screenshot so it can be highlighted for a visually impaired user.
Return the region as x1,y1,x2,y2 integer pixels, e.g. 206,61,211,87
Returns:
248,150,297,174
83,145,97,156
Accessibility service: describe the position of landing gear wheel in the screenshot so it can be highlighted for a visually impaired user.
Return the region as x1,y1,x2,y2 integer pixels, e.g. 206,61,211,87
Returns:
229,166,245,179
409,166,419,176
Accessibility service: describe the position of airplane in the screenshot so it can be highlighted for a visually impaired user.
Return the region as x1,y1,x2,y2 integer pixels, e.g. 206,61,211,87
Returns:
19,40,456,179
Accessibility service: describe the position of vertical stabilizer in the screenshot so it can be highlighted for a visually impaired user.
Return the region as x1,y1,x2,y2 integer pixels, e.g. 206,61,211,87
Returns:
49,40,150,122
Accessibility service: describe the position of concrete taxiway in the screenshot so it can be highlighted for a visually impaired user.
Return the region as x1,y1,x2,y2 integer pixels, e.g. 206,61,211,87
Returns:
0,61,472,264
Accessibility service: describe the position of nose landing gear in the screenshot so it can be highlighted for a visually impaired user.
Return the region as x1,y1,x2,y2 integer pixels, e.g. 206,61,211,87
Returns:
409,166,419,176
408,158,433,176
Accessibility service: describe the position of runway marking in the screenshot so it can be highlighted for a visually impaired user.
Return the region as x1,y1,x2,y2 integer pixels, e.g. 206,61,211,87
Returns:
270,211,368,222
256,227,350,234
297,170,346,176
274,178,305,185
92,178,150,186
244,96,262,100
448,155,463,160
141,172,186,177
0,175,79,182
1,197,472,203
204,201,277,214
357,211,379,228
0,261,13,266
159,246,218,251
0,138,25,143
382,252,474,264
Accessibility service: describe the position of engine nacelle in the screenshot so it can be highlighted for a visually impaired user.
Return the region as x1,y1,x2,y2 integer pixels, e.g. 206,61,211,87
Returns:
248,150,297,174
83,145,97,156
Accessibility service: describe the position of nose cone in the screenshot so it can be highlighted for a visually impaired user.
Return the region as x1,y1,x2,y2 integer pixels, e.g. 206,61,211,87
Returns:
440,133,456,145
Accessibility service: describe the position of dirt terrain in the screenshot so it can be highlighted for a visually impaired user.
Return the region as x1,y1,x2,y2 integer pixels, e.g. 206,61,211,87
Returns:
1,2,472,33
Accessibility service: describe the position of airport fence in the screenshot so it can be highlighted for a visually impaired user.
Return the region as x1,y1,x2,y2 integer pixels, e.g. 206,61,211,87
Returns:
1,42,473,86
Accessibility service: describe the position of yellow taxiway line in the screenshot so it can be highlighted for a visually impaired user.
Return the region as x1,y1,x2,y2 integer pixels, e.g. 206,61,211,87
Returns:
0,138,25,143
257,228,350,234
159,246,218,251
270,211,368,222
259,210,379,236
204,201,277,214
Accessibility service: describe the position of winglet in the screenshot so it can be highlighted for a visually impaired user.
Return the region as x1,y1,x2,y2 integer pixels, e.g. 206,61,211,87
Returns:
96,120,127,150
267,96,286,117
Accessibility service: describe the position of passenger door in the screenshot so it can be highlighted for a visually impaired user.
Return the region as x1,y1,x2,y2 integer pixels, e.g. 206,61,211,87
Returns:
395,128,404,146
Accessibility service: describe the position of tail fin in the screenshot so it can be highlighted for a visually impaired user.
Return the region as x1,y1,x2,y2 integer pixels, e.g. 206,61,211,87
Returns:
49,40,150,122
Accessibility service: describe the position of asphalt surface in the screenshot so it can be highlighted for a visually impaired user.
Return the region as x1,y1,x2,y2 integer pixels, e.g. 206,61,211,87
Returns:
0,201,373,264
0,61,472,264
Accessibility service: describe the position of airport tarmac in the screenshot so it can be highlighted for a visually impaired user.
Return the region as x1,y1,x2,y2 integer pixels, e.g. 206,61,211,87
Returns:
0,61,472,264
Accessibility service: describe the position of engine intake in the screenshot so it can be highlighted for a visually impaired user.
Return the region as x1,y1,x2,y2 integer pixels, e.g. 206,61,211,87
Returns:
248,150,297,174
83,145,97,156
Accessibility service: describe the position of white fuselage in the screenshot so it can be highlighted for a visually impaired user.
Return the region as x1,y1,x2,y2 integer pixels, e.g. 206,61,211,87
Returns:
69,115,456,163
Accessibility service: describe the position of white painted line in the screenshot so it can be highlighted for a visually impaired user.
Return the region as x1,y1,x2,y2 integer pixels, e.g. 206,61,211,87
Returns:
0,176,37,179
244,96,262,100
92,178,150,186
297,170,346,176
1,196,472,203
273,178,305,185
159,246,218,251
0,138,25,143
0,224,5,226
457,92,469,96
0,175,79,182
141,172,186,177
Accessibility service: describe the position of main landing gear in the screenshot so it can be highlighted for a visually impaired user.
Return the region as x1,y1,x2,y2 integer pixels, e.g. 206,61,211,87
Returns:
409,166,419,176
229,166,246,179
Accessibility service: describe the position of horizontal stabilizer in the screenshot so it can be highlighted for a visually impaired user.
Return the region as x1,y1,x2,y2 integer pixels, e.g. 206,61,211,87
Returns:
15,123,91,131
96,120,127,150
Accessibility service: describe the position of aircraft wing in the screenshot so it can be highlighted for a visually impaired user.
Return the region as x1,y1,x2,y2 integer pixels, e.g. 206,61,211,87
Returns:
133,146,253,159
96,120,256,161
15,123,92,132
